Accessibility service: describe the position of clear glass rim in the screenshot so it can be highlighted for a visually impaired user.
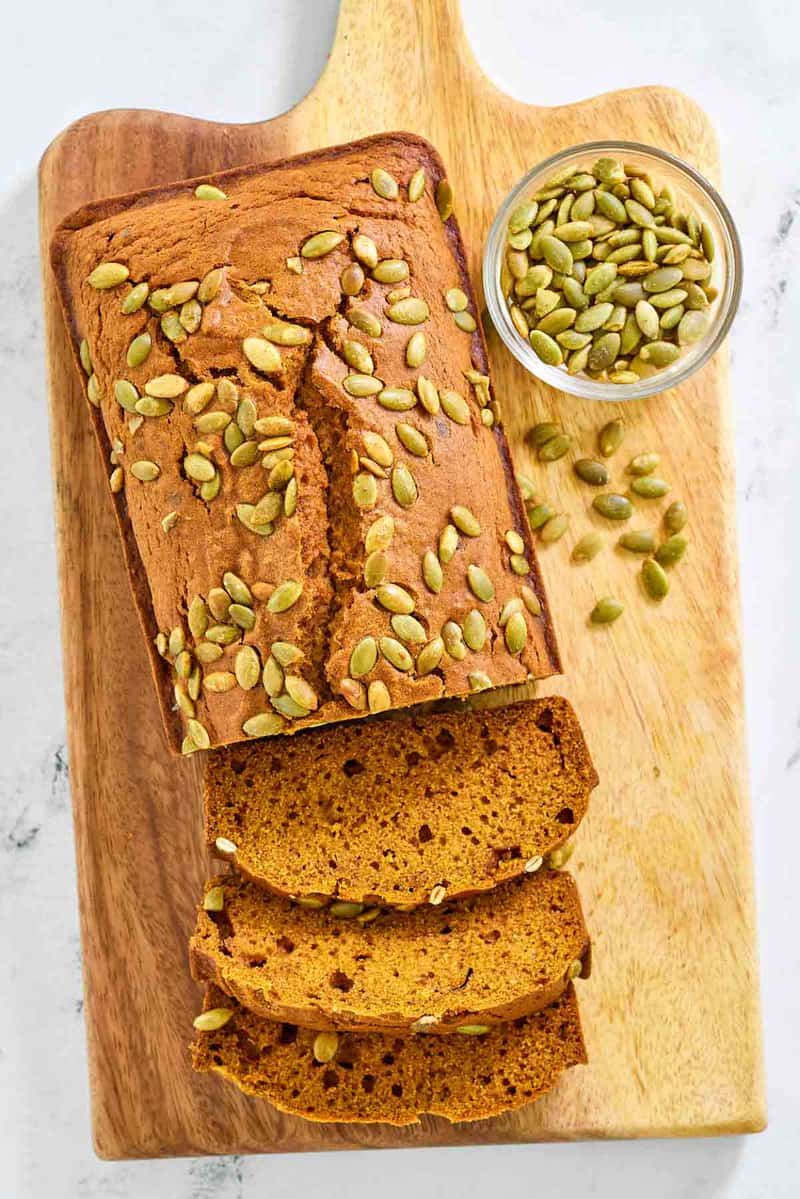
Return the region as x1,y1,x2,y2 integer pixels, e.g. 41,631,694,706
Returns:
483,140,743,402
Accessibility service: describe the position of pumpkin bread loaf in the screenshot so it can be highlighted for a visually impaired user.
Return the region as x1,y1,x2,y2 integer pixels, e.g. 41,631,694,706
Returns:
205,696,597,908
191,983,586,1126
190,869,590,1034
51,133,559,754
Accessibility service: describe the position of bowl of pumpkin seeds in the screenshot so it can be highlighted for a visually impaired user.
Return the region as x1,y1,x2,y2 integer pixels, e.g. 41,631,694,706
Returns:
484,141,741,400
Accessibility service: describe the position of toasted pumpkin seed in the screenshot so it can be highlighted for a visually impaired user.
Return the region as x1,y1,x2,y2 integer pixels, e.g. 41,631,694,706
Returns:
377,583,415,615
468,671,492,692
435,178,454,220
267,580,302,613
593,493,633,520
408,167,426,202
655,534,688,567
527,502,554,530
462,609,487,651
628,453,660,476
598,419,624,457
350,637,378,678
504,611,528,655
631,476,669,498
130,460,160,482
422,550,443,593
391,463,418,507
540,514,569,543
437,523,459,564
242,712,285,737
642,558,670,599
590,597,623,624
396,423,428,457
387,297,429,325
571,532,603,562
88,261,129,289
440,390,470,425
371,168,399,200
416,637,444,675
243,337,281,374
450,506,480,537
574,458,609,486
664,501,688,534
619,530,657,554
538,432,571,461
352,473,378,508
377,387,417,412
467,564,494,602
454,310,477,333
366,680,391,713
284,675,318,712
302,230,345,259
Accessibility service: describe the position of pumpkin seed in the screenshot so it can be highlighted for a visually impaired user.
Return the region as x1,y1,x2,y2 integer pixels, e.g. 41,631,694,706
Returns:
537,307,577,336
121,281,149,313
468,672,492,692
243,337,281,373
391,463,418,507
262,321,312,346
642,558,670,599
194,183,227,202
377,635,412,672
527,502,554,530
204,671,237,694
408,167,426,202
528,422,561,449
500,610,525,655
631,476,670,498
634,299,660,339
628,453,660,476
619,530,656,554
377,583,415,615
462,608,487,651
588,332,621,372
373,258,409,284
262,655,284,698
575,303,614,333
267,580,302,613
450,505,480,537
499,597,523,626
655,534,688,567
590,597,623,624
437,524,458,564
435,178,454,220
597,419,624,457
242,712,285,737
371,168,399,200
677,309,709,345
183,453,216,483
417,637,444,675
378,387,417,411
540,235,573,275
663,502,688,534
509,553,529,574
88,262,129,289
648,289,688,311
421,549,443,593
538,432,571,461
467,564,494,602
574,458,608,486
405,331,427,368
365,515,395,554
339,262,364,296
284,675,318,712
454,311,477,333
441,621,467,660
593,493,632,520
125,331,152,368
131,460,160,482
387,297,429,325
350,637,378,678
521,584,542,616
353,472,378,508
86,373,101,407
540,513,569,543
390,614,426,644
571,532,603,562
233,646,261,690
302,230,345,259
440,390,470,424
114,379,139,412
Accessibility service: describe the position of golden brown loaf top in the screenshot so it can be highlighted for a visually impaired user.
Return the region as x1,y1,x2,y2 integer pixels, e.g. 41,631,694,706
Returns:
51,133,559,754
190,869,590,1034
205,697,597,907
191,983,586,1126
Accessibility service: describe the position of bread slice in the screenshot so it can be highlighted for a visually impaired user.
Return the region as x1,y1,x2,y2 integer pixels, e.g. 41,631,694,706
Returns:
191,983,586,1125
190,869,590,1034
204,696,597,907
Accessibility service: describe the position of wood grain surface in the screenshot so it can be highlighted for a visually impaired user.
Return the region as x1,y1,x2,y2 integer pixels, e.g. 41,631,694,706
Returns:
39,0,764,1159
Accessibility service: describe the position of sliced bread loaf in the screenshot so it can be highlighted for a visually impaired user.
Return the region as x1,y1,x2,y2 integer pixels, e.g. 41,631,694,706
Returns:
190,869,590,1034
204,697,597,907
191,983,586,1125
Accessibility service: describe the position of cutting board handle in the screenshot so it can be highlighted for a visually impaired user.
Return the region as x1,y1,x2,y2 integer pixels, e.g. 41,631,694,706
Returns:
312,0,484,104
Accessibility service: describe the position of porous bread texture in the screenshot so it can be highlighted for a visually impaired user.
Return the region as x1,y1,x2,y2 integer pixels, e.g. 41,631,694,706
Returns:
191,983,586,1126
51,133,559,753
190,868,590,1033
205,696,598,907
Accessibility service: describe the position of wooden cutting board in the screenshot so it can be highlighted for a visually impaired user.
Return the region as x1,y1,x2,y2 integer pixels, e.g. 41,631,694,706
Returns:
39,0,764,1159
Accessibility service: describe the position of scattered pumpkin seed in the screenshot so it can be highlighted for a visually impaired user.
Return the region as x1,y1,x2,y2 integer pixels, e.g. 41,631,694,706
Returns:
591,597,624,624
631,476,670,498
598,419,625,457
538,432,571,461
642,558,670,599
655,534,688,567
593,493,633,520
619,530,657,554
436,178,454,220
540,513,569,543
573,458,609,486
628,453,660,476
571,532,604,562
664,501,688,533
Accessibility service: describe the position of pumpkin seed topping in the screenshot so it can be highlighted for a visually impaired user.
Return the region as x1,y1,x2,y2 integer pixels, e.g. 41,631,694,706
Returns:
408,168,426,202
376,583,415,615
371,168,399,200
368,680,391,713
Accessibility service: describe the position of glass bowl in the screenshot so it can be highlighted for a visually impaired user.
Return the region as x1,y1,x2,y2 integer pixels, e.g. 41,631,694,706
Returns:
483,141,742,402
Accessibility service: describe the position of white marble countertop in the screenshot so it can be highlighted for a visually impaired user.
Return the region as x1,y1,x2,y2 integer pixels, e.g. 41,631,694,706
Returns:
2,0,798,1194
